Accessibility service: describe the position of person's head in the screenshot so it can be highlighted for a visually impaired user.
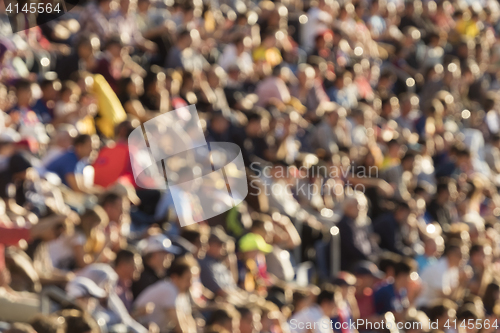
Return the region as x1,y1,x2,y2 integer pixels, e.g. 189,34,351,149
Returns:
167,259,194,293
140,234,179,274
353,261,384,290
207,227,230,259
457,304,480,333
325,106,341,127
73,134,93,160
237,306,261,333
469,242,489,269
115,121,134,142
60,309,99,333
55,125,77,150
104,37,123,58
387,139,401,157
66,277,107,313
40,79,58,101
76,36,93,60
97,0,112,13
30,315,66,333
393,260,413,291
250,219,273,242
394,201,411,223
177,29,192,50
180,228,204,255
210,112,230,134
436,181,451,202
15,79,32,106
79,207,105,239
316,285,338,317
428,300,457,329
401,151,416,172
261,29,277,48
100,192,124,223
206,308,239,333
491,134,500,148
423,237,438,257
482,282,500,313
114,248,142,282
246,113,263,136
137,0,150,12
399,93,416,116
343,196,360,220
444,241,464,268
378,253,402,279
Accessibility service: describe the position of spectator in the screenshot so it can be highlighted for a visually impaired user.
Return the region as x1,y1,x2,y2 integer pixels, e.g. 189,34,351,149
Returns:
114,248,142,312
45,134,100,194
373,260,413,320
337,196,373,271
165,30,192,70
416,242,470,308
199,226,245,303
132,234,179,299
134,259,197,333
289,285,338,333
372,201,412,255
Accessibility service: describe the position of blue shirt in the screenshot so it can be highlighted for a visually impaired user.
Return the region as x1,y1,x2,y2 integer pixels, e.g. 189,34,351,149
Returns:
373,283,406,315
46,150,86,186
32,99,53,123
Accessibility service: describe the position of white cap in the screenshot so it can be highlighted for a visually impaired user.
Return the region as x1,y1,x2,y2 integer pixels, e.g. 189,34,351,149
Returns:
0,128,21,143
138,234,181,256
66,277,107,299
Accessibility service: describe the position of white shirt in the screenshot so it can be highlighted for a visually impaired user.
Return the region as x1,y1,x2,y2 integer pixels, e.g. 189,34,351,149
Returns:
134,280,192,333
289,305,333,333
415,258,459,308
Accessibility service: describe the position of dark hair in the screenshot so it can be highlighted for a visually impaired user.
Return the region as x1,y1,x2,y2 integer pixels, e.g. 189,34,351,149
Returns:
114,248,137,267
105,35,123,49
177,29,191,40
237,306,259,319
402,150,416,161
100,192,121,208
167,260,192,278
59,310,98,333
394,261,412,277
118,77,134,97
469,242,485,257
206,309,232,326
30,315,65,333
483,282,500,314
316,284,336,305
427,303,449,322
180,229,201,244
396,201,410,211
73,134,91,147
378,253,401,273
444,240,463,257
40,79,55,90
15,79,32,92
76,35,92,49
456,304,478,320
251,219,266,231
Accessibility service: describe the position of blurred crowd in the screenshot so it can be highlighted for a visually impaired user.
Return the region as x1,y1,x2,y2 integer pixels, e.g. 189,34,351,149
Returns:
3,0,500,332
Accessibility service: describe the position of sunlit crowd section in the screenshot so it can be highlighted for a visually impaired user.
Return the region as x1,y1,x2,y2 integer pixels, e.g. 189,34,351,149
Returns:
2,0,500,332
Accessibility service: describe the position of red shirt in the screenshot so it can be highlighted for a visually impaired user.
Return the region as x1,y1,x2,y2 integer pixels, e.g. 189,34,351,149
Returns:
0,225,31,271
355,288,376,320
